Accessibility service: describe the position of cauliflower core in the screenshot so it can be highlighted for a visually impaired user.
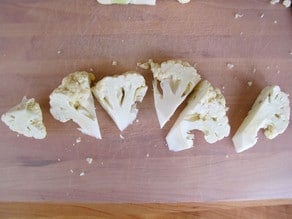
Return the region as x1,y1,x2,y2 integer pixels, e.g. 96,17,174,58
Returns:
166,80,230,152
92,72,147,131
232,86,290,153
49,71,101,139
1,97,46,139
149,60,201,128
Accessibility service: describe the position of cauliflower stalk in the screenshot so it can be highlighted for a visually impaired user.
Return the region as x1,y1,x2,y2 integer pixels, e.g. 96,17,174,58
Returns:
49,71,101,139
166,80,230,152
1,97,47,139
149,60,201,128
232,86,290,153
92,72,147,131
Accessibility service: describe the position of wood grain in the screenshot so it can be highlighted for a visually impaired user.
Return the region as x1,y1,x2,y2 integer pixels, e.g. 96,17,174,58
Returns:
1,202,292,218
0,0,291,203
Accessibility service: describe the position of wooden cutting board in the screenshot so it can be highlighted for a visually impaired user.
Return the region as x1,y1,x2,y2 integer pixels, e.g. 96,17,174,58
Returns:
0,0,291,203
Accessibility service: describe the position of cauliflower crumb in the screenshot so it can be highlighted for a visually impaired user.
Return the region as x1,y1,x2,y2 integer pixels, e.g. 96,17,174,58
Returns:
79,172,85,176
70,169,74,173
277,70,280,74
253,68,257,73
247,81,253,87
274,20,278,24
17,134,20,138
146,153,150,157
283,0,291,7
225,154,229,158
76,137,81,144
119,134,125,139
89,68,94,72
260,13,265,18
86,157,93,164
137,62,150,70
57,50,61,54
270,0,280,4
136,119,139,123
57,158,61,162
112,60,118,66
177,0,190,3
234,13,244,19
227,63,235,69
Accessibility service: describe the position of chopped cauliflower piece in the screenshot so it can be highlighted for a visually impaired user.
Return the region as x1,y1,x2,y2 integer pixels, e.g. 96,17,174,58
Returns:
49,71,101,139
283,0,291,7
166,80,230,152
149,60,201,128
1,97,46,139
97,0,156,5
232,86,290,153
92,72,147,131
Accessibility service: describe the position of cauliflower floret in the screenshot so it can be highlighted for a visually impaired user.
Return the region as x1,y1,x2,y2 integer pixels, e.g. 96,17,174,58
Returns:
149,60,201,128
166,80,230,152
49,71,101,139
1,97,46,139
92,72,147,131
232,86,290,153
97,0,156,5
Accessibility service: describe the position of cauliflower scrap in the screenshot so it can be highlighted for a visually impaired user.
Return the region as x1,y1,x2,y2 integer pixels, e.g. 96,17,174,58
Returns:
92,72,147,131
149,60,201,128
166,80,230,152
1,97,47,139
232,86,290,153
49,71,101,139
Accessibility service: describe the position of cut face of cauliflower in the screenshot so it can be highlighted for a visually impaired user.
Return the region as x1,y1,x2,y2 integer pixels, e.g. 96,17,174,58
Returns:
49,71,101,139
166,80,230,152
92,72,147,131
1,97,46,139
97,0,156,5
150,60,201,128
232,86,290,153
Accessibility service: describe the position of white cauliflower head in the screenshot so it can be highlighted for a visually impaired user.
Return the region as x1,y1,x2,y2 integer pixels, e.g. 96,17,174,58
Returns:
92,72,147,131
150,60,201,128
166,80,230,152
232,85,290,153
49,71,101,139
1,97,47,139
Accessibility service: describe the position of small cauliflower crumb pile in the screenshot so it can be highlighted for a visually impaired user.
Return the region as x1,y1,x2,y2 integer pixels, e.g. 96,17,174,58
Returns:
270,0,291,7
1,97,47,139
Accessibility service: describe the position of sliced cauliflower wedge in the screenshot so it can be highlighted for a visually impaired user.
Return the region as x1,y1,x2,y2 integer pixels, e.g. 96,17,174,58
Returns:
49,71,101,139
97,0,156,5
1,97,47,139
232,86,290,153
149,60,201,128
166,80,230,152
92,72,147,131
